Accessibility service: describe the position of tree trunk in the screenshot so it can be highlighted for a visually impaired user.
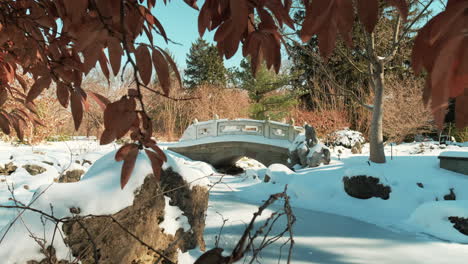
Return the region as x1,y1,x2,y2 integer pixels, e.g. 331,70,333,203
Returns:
369,62,386,163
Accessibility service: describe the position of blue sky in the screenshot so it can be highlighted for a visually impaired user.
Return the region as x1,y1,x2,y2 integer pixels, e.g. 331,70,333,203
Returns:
151,1,243,70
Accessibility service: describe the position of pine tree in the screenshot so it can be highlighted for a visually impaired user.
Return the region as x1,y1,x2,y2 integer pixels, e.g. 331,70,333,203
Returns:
184,38,227,88
232,59,296,120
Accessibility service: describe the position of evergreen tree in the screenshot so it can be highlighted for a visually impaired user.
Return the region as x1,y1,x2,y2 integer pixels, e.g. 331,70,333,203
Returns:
184,38,227,88
232,59,296,120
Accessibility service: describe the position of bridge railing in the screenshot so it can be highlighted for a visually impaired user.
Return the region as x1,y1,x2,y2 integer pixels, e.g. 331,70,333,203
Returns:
180,118,304,142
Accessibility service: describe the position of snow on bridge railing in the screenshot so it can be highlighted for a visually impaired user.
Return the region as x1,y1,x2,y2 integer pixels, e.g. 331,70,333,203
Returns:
180,118,304,142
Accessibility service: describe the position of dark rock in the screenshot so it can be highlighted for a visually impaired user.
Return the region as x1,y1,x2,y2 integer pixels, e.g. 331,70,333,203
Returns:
264,174,271,183
444,188,456,200
69,207,81,215
216,165,244,175
23,164,46,175
82,159,92,166
58,170,85,183
42,161,54,166
288,149,301,167
0,162,17,175
417,182,424,188
343,175,391,200
305,124,318,148
61,168,208,263
297,144,309,166
448,217,468,236
307,147,331,167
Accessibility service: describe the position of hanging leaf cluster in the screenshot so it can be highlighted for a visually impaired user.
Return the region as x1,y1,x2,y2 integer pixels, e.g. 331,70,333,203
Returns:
412,0,468,128
196,0,294,74
0,0,178,188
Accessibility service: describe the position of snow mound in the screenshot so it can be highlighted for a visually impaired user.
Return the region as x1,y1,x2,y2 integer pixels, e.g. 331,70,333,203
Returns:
407,201,468,243
163,150,213,187
329,128,365,148
265,164,295,184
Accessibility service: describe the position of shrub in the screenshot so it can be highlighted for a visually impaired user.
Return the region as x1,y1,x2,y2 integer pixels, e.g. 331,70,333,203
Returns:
382,76,435,143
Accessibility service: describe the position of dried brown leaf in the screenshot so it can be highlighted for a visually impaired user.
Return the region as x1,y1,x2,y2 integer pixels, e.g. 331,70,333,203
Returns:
107,37,123,76
0,88,7,108
98,50,110,81
357,0,378,33
0,112,10,135
455,89,468,128
152,48,171,94
116,143,139,162
149,144,167,162
300,0,334,42
70,89,84,130
121,146,139,189
88,91,110,111
387,0,409,21
26,75,51,102
135,45,153,86
56,82,70,108
145,149,163,181
100,128,116,145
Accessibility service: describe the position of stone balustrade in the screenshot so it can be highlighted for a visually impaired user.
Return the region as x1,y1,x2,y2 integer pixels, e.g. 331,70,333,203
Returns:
179,118,304,142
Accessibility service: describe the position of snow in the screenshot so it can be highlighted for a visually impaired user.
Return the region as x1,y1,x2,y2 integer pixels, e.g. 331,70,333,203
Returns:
163,150,213,188
160,196,190,236
265,163,295,184
289,133,306,151
1,139,468,263
439,151,468,158
407,201,468,243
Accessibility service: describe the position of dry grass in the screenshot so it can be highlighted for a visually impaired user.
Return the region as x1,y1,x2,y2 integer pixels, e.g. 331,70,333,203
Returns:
291,107,350,138
381,76,434,142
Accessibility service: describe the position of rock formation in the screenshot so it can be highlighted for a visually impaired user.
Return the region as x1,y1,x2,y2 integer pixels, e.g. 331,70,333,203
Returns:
49,168,208,264
288,124,331,168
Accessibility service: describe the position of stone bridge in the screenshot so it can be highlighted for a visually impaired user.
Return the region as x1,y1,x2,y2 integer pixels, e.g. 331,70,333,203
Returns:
168,118,304,167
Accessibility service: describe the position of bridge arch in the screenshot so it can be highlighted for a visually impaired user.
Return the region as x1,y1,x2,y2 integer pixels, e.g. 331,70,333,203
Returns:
168,119,304,167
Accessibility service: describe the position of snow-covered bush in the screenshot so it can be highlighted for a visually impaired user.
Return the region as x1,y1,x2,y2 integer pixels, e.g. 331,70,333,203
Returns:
328,128,365,148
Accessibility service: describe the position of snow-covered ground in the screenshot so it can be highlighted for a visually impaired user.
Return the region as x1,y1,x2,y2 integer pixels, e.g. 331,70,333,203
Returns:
1,139,468,263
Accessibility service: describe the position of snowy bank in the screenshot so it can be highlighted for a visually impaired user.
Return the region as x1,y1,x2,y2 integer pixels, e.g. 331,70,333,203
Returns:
0,147,213,263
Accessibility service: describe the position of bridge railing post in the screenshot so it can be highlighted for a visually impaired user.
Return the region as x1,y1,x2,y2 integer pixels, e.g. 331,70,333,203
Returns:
264,120,269,139
288,125,294,142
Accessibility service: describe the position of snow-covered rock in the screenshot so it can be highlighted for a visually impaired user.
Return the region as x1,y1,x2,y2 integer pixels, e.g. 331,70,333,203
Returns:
288,129,331,168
